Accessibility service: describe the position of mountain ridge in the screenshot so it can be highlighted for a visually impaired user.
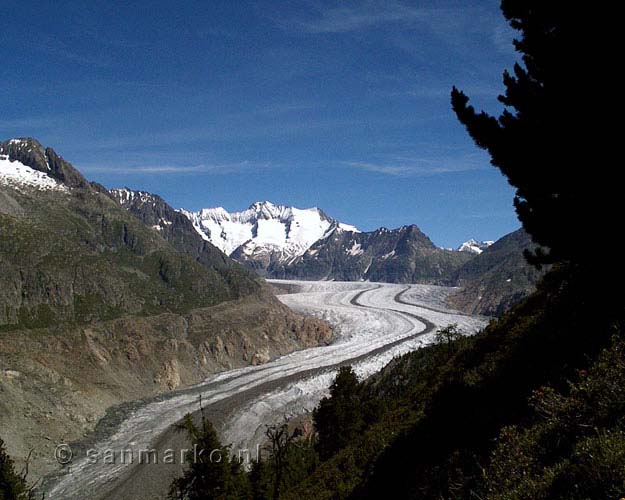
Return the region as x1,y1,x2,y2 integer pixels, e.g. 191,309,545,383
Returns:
180,201,359,267
457,238,494,254
179,200,478,282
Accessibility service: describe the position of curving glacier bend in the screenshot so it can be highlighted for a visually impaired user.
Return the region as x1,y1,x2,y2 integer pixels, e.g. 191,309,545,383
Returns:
45,281,488,500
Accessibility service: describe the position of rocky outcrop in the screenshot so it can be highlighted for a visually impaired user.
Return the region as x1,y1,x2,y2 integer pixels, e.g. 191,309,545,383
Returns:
0,138,90,189
0,293,331,478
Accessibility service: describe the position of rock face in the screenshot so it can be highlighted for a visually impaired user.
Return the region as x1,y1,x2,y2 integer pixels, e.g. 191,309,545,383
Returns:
273,225,473,283
110,188,258,297
0,137,90,189
0,138,332,477
448,228,545,316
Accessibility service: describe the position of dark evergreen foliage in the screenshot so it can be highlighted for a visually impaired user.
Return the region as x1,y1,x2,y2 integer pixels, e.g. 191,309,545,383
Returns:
313,367,365,461
451,1,607,270
168,411,250,500
0,438,26,500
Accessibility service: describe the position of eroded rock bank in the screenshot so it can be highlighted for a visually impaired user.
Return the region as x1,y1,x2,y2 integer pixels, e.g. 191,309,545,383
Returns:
0,291,331,479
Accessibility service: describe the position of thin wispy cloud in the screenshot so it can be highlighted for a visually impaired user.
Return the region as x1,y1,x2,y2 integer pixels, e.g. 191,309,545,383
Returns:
0,116,56,131
341,155,487,177
85,115,365,152
281,1,426,34
80,161,273,176
277,1,516,74
26,34,112,67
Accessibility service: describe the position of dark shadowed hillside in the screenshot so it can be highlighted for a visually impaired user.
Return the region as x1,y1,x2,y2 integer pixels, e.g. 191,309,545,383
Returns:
448,228,545,316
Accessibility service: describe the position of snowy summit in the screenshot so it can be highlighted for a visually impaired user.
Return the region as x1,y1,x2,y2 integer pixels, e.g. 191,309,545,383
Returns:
181,201,359,263
457,238,495,254
0,152,66,193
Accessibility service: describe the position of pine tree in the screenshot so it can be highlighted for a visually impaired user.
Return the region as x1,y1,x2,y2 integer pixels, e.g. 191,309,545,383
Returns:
168,411,249,500
313,366,364,460
451,0,606,268
0,438,26,500
435,323,463,358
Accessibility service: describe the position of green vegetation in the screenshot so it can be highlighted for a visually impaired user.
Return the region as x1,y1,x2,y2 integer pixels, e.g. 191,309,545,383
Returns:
313,367,366,461
169,410,318,500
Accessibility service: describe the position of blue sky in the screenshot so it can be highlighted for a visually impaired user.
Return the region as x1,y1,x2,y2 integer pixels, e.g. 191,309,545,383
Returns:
1,0,521,248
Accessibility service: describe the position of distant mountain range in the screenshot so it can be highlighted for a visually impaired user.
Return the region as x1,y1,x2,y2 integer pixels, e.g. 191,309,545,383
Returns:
179,201,481,283
0,136,542,318
178,202,358,273
113,195,541,313
456,238,494,254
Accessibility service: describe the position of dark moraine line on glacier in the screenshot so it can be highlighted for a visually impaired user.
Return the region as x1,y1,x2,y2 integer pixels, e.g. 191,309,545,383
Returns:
350,285,438,332
48,285,446,500
393,286,473,317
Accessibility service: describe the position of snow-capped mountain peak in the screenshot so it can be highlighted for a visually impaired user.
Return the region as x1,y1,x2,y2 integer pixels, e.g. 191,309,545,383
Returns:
0,138,69,193
181,202,359,261
0,155,67,192
457,238,495,254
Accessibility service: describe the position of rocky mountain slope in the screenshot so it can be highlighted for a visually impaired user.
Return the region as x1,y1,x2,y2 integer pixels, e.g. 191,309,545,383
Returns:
0,142,256,330
447,228,545,316
272,224,472,283
110,188,258,297
0,138,331,478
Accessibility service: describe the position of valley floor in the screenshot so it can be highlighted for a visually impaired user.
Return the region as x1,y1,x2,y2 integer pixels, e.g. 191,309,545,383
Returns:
44,281,487,500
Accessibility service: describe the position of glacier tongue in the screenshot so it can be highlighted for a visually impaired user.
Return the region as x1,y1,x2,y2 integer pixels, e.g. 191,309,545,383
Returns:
181,201,359,262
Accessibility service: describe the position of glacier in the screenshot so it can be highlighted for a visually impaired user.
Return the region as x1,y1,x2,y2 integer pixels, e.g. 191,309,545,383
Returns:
46,281,487,500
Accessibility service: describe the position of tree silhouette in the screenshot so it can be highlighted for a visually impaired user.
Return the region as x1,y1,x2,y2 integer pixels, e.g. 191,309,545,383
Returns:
0,438,26,500
435,323,463,358
169,401,249,500
451,1,602,268
313,366,364,461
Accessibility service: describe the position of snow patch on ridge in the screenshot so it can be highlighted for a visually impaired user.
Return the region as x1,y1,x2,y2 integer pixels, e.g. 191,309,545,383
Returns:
0,156,67,192
347,242,363,256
